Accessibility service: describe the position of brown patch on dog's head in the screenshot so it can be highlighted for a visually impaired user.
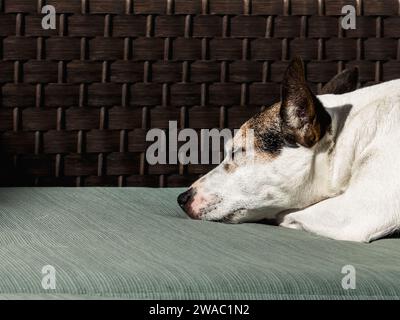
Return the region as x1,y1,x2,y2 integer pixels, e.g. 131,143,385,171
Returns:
245,103,285,158
243,57,332,157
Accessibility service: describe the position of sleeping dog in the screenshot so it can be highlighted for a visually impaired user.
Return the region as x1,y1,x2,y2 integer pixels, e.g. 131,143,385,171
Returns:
178,57,400,243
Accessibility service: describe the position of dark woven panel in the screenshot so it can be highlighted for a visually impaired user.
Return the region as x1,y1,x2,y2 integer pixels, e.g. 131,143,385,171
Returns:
0,0,398,187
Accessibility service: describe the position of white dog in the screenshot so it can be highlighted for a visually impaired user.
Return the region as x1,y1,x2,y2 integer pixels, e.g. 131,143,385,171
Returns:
178,57,400,243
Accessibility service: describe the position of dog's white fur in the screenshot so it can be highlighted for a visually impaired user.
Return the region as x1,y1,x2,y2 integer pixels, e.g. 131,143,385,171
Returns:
191,80,400,242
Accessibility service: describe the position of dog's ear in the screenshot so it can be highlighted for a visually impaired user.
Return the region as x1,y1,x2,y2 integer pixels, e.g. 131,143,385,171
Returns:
320,68,359,95
280,57,331,148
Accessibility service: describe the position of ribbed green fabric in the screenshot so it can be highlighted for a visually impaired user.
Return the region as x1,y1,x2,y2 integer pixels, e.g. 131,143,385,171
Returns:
0,188,398,300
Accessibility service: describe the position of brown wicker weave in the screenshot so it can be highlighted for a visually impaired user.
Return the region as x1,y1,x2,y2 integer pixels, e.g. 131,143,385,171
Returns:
0,0,398,187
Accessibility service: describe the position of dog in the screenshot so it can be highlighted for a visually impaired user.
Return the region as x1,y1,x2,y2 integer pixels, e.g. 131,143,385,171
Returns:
178,57,400,243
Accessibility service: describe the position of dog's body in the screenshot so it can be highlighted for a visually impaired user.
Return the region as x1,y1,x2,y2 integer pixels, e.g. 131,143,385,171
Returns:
280,79,400,242
178,58,400,243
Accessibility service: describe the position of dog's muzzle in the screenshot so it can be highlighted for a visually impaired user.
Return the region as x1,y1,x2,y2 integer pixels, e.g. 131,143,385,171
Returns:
177,188,199,219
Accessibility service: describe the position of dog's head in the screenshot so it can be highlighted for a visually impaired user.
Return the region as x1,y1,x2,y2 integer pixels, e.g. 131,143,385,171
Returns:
178,58,358,223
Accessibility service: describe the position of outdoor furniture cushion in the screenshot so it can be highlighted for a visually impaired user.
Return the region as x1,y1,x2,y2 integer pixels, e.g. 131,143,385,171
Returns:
0,187,398,300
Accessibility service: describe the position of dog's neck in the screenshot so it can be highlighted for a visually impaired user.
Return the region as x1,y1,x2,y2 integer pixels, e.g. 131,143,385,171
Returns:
309,103,367,203
304,105,361,207
314,82,400,201
322,105,355,197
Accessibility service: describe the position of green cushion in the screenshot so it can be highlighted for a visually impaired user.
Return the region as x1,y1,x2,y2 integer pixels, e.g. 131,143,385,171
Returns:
0,188,398,300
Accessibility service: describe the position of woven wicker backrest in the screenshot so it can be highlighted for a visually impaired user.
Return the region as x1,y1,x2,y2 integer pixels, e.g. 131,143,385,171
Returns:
0,0,398,187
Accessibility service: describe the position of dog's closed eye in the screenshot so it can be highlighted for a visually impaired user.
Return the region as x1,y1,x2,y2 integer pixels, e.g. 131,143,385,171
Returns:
283,136,299,149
